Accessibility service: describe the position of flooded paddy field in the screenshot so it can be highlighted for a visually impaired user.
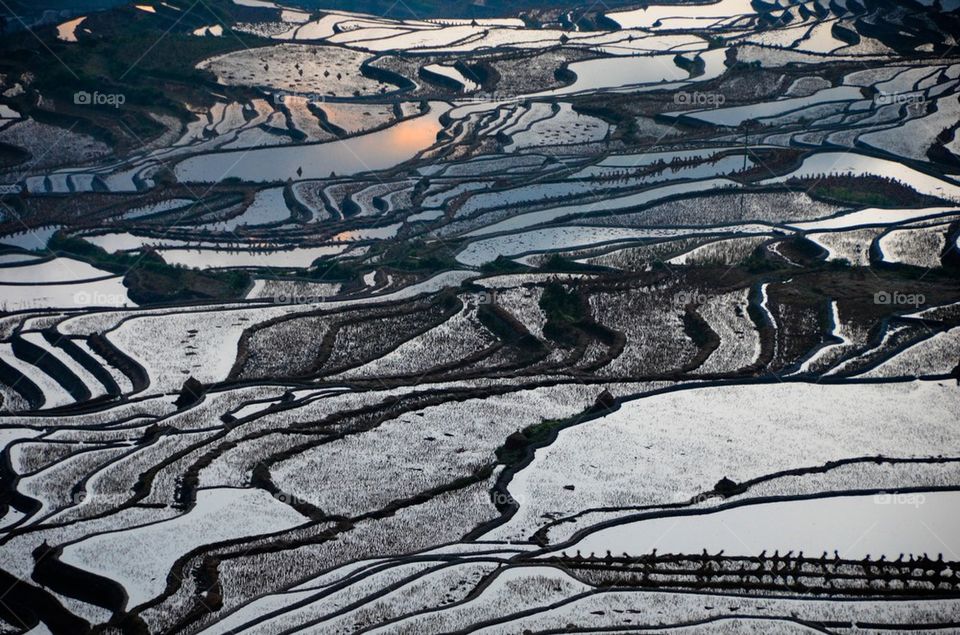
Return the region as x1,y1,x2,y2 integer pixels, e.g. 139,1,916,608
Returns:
1,0,960,632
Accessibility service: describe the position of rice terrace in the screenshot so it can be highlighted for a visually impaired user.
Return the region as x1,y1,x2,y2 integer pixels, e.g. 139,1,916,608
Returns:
1,0,960,631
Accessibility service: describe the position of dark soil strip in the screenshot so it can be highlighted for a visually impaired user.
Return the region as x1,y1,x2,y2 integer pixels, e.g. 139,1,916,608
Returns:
0,356,44,411
43,329,122,396
0,567,90,634
10,334,90,403
32,542,126,614
88,333,149,394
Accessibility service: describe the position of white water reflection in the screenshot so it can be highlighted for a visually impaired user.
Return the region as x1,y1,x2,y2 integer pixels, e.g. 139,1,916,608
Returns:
607,0,758,30
157,245,348,269
532,54,692,97
56,16,87,42
567,491,960,559
0,227,59,251
763,152,960,202
0,277,134,311
672,85,863,127
173,103,449,184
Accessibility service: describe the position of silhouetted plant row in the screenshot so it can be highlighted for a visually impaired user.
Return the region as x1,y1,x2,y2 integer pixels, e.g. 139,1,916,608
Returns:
539,551,960,597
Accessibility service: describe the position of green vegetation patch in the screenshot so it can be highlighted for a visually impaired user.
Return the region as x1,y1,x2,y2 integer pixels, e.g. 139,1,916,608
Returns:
791,175,948,208
375,239,459,273
539,281,585,345
495,416,568,466
50,233,249,305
